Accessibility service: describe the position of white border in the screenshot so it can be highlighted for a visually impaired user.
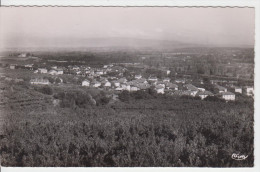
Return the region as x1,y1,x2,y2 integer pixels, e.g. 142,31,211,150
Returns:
0,0,259,7
0,0,259,172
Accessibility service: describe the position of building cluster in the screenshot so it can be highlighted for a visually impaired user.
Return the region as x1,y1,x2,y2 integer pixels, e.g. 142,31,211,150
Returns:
34,66,64,75
6,62,254,101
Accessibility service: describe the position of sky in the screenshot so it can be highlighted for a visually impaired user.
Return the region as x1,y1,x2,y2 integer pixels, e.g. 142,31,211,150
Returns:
0,7,255,49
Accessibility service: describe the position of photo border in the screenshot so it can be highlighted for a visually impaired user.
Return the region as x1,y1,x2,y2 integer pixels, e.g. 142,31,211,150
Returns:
0,1,259,172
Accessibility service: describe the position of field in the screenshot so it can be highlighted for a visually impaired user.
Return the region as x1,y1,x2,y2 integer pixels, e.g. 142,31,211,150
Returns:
0,78,254,167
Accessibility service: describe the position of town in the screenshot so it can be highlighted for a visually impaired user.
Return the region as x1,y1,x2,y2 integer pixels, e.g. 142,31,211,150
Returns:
0,49,254,102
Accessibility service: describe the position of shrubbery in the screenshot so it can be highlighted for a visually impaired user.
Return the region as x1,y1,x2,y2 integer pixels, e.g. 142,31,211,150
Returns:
0,84,254,167
34,85,53,95
53,90,111,108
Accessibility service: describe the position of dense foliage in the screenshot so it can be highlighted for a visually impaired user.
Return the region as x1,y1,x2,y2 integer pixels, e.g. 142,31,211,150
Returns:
0,83,254,167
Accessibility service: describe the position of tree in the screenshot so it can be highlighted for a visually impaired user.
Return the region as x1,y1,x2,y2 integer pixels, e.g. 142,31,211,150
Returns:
41,85,53,95
118,90,131,102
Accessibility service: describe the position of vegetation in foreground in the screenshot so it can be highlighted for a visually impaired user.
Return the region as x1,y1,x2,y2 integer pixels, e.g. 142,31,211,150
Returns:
0,82,254,167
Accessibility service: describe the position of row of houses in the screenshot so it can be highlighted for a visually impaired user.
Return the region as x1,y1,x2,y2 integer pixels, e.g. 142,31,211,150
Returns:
214,84,254,97
68,64,126,77
34,68,64,75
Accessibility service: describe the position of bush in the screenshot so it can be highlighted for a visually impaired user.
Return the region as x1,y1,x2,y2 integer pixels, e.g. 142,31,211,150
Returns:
35,85,53,95
204,96,225,102
118,90,131,102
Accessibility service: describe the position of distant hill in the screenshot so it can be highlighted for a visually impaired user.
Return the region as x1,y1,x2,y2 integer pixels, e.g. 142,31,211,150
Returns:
0,37,254,52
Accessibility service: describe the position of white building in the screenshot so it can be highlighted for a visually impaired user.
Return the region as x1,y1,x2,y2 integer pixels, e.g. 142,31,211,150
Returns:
134,74,142,79
196,91,213,100
115,87,124,91
148,76,158,82
96,70,104,75
93,81,101,88
130,86,139,92
155,85,165,94
163,78,171,83
244,86,254,96
18,53,27,58
30,78,50,85
175,79,185,84
57,69,64,75
113,81,121,88
104,81,112,87
38,68,48,74
198,88,206,92
82,80,90,87
165,83,178,90
10,64,16,69
122,84,131,91
234,87,242,94
49,70,58,75
218,92,235,101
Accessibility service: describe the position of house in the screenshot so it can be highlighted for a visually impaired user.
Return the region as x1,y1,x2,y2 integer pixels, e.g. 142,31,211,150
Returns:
175,79,185,84
134,74,142,79
25,64,33,68
130,86,139,92
137,83,150,90
49,70,58,75
14,78,24,83
72,66,80,70
184,84,199,92
30,78,50,85
96,70,104,75
218,91,235,101
113,81,121,87
183,84,199,96
118,77,127,84
100,77,108,83
121,83,131,91
215,85,227,93
115,87,124,91
234,87,242,94
196,91,213,100
156,81,165,88
136,78,147,84
198,88,206,92
244,86,254,96
38,68,48,74
155,85,165,94
5,77,12,81
57,69,64,75
165,83,178,90
104,81,112,87
82,80,90,87
92,81,101,88
10,64,16,69
18,53,27,58
148,76,158,82
76,71,82,75
163,78,171,83
171,90,195,97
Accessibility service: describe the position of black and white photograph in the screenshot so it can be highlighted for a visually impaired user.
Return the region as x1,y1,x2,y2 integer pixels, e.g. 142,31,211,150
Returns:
0,6,257,168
